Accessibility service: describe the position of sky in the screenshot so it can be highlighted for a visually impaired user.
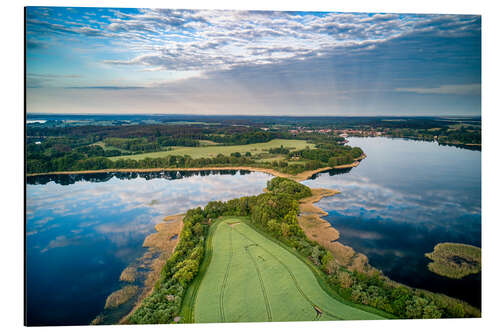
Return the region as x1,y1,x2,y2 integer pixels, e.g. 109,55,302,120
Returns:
25,7,481,116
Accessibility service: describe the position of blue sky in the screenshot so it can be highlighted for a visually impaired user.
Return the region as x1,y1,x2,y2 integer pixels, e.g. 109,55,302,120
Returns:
26,7,481,116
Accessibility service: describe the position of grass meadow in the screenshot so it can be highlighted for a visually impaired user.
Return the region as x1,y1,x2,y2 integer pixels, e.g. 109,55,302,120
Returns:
110,139,313,161
191,217,383,323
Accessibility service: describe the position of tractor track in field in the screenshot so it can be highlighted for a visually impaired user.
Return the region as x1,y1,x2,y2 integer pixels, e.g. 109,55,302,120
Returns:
232,226,343,321
219,226,233,322
244,244,273,321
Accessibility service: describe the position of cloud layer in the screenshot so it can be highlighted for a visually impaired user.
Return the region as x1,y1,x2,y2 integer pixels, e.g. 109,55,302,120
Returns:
27,8,480,72
26,7,481,116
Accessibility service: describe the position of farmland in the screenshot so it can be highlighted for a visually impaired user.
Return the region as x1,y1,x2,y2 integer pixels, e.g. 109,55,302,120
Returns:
191,217,383,323
110,139,313,161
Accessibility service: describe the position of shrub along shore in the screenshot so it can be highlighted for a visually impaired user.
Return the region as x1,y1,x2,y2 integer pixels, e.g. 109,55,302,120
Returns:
26,157,363,182
123,177,480,324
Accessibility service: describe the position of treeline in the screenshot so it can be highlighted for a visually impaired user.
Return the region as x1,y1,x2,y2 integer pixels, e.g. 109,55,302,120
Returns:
26,149,360,175
27,170,248,186
438,130,481,145
103,137,199,153
27,124,210,140
127,178,478,324
266,177,312,200
387,127,481,146
27,124,271,156
27,141,364,176
27,123,266,143
290,145,363,166
207,131,276,145
27,153,259,174
128,207,207,324
269,145,290,154
268,143,363,175
27,137,122,173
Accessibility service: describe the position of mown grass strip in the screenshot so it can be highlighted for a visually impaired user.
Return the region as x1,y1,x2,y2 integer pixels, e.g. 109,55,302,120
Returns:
179,219,221,323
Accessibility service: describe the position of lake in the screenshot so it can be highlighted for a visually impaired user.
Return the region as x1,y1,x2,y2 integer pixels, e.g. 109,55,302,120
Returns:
302,137,481,308
26,170,272,326
25,137,481,325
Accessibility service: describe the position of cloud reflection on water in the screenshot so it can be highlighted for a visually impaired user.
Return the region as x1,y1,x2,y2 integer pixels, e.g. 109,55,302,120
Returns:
304,162,480,233
302,137,481,306
27,171,271,251
26,171,272,326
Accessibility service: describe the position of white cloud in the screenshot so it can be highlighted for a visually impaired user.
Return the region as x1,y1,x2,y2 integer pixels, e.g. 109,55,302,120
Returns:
28,9,479,73
102,11,479,72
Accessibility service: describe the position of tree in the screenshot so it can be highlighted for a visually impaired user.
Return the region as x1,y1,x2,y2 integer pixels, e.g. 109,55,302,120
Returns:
339,271,353,289
321,251,335,274
280,223,290,237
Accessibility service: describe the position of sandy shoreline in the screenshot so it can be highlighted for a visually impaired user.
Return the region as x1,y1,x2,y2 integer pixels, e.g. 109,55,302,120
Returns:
298,188,341,241
26,155,365,182
298,187,376,274
92,215,184,325
121,214,183,324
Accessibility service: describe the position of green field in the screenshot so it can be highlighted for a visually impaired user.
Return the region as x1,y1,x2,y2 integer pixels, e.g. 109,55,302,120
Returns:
110,139,313,161
191,217,383,323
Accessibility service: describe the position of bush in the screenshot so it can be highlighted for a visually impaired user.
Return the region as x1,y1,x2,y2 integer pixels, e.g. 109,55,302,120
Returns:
266,177,312,200
128,208,206,324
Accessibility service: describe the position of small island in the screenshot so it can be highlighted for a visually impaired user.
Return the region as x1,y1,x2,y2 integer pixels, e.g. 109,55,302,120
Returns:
425,243,481,279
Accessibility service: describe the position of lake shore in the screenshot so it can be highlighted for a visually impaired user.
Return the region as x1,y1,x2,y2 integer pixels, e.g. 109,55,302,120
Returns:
26,155,365,182
92,214,184,325
119,214,184,324
298,188,375,273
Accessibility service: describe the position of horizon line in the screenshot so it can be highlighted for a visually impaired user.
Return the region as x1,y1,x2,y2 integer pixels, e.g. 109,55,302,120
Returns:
26,113,482,118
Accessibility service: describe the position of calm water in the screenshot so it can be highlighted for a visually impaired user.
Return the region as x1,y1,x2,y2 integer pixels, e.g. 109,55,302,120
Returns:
303,137,481,307
26,139,482,325
26,170,272,326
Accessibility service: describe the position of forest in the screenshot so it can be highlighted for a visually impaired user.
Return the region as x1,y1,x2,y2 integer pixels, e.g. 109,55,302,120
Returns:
26,115,480,175
26,124,362,174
